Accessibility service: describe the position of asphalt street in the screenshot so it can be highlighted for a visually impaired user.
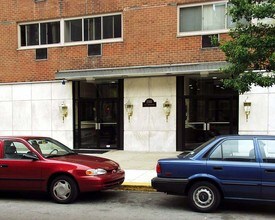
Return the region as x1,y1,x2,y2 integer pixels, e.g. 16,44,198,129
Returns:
0,190,274,220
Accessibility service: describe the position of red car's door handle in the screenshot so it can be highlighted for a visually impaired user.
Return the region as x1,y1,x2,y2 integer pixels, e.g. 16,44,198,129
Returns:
0,164,8,168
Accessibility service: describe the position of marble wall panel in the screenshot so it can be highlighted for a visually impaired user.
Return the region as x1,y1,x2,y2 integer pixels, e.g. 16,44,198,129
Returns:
124,131,150,151
13,101,32,131
32,83,52,100
0,102,12,130
52,82,73,100
150,77,176,97
124,78,150,98
52,130,74,149
149,131,176,152
13,84,31,101
0,85,12,101
239,94,268,132
51,99,73,130
32,100,52,131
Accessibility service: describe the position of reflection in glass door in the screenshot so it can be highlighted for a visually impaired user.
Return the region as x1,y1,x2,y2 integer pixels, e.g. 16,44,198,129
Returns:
185,96,238,150
177,76,239,151
73,80,123,150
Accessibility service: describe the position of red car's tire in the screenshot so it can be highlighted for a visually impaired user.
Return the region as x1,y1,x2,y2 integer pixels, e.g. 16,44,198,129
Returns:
50,175,78,204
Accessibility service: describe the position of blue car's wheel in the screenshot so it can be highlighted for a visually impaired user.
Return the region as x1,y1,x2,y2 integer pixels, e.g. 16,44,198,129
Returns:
188,181,221,212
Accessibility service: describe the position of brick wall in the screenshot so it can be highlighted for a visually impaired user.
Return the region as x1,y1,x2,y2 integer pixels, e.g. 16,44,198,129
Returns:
0,0,227,83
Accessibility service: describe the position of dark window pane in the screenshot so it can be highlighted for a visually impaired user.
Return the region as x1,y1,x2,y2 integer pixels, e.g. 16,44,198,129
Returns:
65,19,82,42
103,16,113,39
20,25,26,46
36,48,47,60
41,24,46,44
84,17,101,41
202,34,219,48
97,83,118,98
88,44,101,56
40,22,60,44
114,15,121,38
27,24,39,46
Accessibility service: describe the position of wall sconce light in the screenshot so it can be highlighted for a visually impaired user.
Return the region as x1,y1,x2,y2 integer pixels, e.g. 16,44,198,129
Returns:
125,100,133,122
163,99,172,122
243,97,251,122
59,102,68,123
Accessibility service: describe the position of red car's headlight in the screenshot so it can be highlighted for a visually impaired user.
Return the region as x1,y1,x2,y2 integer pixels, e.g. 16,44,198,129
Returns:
86,168,107,176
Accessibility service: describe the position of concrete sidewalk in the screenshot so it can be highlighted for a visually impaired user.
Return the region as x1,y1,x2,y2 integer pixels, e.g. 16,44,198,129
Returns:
90,150,180,190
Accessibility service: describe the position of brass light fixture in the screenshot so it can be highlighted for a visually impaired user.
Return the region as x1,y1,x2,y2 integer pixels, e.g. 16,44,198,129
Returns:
243,97,251,122
125,100,133,122
59,102,68,123
163,99,172,122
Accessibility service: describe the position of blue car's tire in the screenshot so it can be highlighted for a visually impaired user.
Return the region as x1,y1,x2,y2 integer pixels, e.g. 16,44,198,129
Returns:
188,181,221,212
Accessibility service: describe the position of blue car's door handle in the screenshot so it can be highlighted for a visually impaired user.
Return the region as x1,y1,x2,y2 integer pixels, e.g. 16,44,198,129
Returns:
265,169,275,173
213,166,223,171
0,164,8,168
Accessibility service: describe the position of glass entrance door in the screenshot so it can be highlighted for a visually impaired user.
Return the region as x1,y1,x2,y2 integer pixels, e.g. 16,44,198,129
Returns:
185,96,238,149
181,76,238,150
80,99,118,149
74,80,122,150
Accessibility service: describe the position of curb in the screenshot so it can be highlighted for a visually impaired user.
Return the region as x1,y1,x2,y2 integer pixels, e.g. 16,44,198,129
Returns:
118,182,156,192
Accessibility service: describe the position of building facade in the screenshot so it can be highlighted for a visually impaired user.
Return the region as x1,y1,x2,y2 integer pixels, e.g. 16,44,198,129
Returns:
0,0,274,152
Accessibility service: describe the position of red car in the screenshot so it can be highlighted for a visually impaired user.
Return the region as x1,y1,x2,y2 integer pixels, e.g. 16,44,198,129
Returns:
0,136,125,203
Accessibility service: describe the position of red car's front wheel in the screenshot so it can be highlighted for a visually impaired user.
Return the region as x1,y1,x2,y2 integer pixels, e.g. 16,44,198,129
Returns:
50,175,79,204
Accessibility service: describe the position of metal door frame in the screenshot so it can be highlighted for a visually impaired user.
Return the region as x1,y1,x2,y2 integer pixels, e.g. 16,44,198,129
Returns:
73,80,124,151
176,76,238,151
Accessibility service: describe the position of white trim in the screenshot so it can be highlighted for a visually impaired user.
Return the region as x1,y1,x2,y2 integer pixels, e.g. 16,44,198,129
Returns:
17,38,123,50
177,1,229,37
17,12,123,50
0,80,64,86
178,30,228,37
178,1,228,8
62,12,122,21
18,18,61,26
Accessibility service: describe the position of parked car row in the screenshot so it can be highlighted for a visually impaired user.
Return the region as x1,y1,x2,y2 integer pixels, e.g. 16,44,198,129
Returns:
2,135,275,213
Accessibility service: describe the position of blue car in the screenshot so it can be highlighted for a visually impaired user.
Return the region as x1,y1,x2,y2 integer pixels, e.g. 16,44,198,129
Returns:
151,135,275,212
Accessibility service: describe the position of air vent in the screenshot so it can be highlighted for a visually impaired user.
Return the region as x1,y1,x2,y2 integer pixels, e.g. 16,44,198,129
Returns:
36,48,47,60
88,44,102,56
202,34,219,48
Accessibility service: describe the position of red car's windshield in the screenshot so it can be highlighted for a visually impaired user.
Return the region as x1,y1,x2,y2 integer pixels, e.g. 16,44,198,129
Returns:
27,138,75,158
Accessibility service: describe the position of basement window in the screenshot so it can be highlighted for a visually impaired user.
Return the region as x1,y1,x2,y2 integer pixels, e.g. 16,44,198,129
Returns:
202,34,219,48
88,44,102,56
36,48,47,60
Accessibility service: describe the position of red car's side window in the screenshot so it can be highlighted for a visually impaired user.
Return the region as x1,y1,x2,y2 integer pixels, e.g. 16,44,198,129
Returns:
3,140,30,160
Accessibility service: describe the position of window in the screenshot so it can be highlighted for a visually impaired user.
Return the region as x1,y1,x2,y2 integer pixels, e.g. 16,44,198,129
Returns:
4,140,30,160
65,19,82,42
40,22,60,44
18,13,122,49
36,48,47,60
209,139,255,162
65,14,122,43
20,24,39,46
84,17,101,41
20,21,60,47
202,34,219,48
103,15,122,39
179,2,229,36
258,140,275,163
88,44,102,56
